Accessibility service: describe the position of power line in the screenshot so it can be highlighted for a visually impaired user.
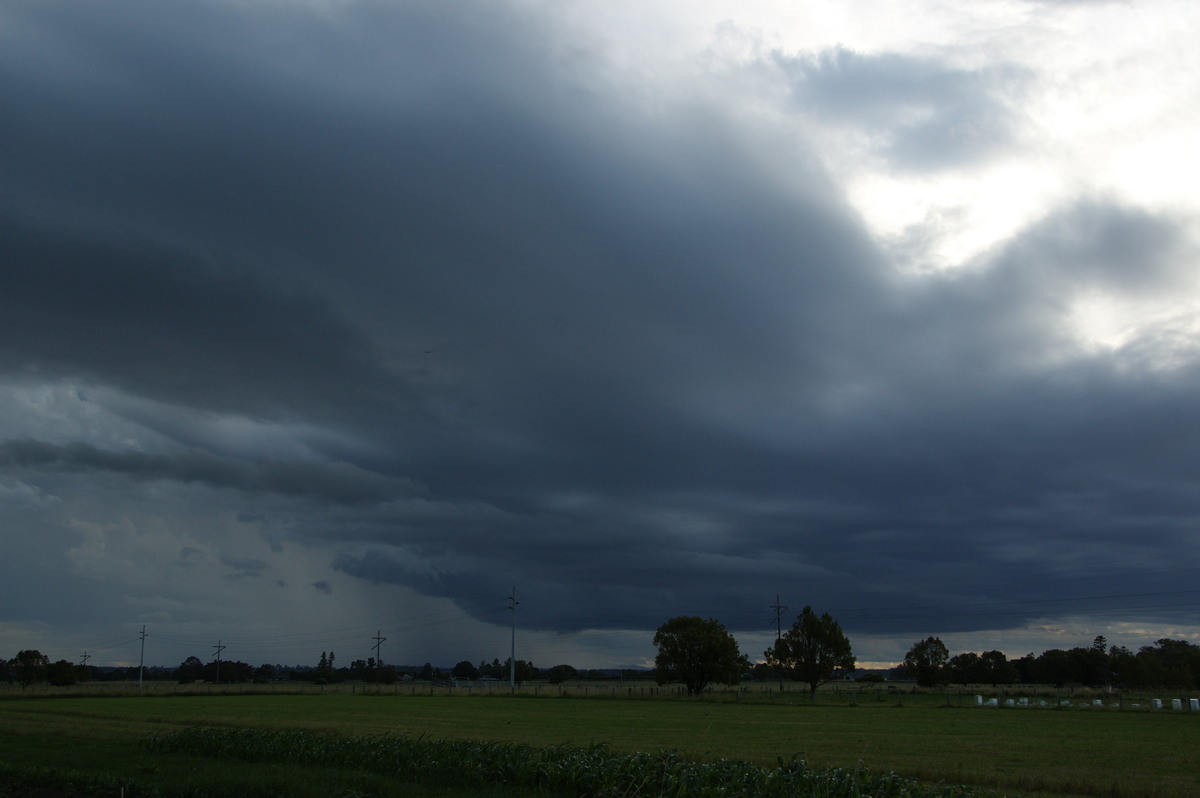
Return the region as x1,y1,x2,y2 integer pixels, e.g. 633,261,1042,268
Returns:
213,640,226,684
508,587,519,688
770,594,787,690
138,625,147,690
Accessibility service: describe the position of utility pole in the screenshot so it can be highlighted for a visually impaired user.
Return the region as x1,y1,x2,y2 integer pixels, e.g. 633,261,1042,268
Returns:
213,640,226,685
508,587,519,688
80,652,90,667
138,625,147,690
372,630,386,665
771,595,788,691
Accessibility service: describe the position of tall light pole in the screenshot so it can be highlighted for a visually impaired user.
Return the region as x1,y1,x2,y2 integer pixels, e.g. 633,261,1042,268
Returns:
508,587,519,688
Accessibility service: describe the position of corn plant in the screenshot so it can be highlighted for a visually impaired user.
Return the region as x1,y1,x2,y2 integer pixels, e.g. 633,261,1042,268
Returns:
145,727,977,798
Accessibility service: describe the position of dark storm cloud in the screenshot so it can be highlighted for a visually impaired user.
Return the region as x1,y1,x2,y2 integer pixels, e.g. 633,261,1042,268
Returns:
775,47,1029,170
2,0,1198,654
0,217,405,424
0,439,415,505
324,197,1200,637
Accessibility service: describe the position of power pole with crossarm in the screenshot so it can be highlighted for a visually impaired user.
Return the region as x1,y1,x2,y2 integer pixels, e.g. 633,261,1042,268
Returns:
771,595,788,690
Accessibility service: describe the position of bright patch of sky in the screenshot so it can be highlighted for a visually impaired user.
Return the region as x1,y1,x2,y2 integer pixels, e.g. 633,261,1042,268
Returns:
557,0,1200,359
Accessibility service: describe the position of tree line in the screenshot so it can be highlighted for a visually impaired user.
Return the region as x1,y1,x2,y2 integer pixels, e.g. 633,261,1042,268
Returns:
7,624,1199,691
901,634,1200,689
0,650,92,688
651,614,1200,696
0,648,646,688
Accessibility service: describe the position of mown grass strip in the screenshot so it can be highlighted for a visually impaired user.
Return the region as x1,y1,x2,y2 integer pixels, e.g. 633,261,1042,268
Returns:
144,726,978,798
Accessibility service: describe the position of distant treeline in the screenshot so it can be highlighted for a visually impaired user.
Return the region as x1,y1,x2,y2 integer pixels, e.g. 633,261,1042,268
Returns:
0,649,650,688
6,636,1198,689
893,635,1200,690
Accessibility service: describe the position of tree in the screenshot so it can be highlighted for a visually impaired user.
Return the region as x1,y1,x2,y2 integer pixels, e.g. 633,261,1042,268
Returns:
1090,636,1112,689
46,659,82,687
174,656,204,684
764,606,855,698
12,650,49,687
904,637,949,687
653,616,748,696
1136,639,1200,688
977,650,1017,687
452,660,479,680
546,664,577,684
1108,645,1137,687
1030,648,1073,687
201,660,252,683
313,651,339,684
507,659,537,683
948,652,981,685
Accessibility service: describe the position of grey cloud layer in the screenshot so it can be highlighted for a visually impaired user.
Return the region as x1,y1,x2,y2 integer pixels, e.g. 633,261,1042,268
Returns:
0,439,415,505
776,47,1029,169
2,0,1198,651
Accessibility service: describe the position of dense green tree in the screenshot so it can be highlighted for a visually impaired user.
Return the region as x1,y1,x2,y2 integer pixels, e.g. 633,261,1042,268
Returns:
946,651,1015,686
948,652,980,685
312,651,340,684
1010,639,1200,689
46,659,82,686
452,660,479,680
505,658,537,683
12,650,49,687
977,650,1017,686
1010,653,1037,684
546,664,577,684
1108,645,1138,687
1030,648,1072,686
904,637,949,687
764,606,855,698
653,616,748,696
174,656,204,684
1066,646,1105,688
201,660,253,683
1137,639,1200,688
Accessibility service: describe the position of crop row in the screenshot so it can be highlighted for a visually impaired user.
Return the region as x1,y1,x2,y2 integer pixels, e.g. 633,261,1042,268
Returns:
144,726,977,798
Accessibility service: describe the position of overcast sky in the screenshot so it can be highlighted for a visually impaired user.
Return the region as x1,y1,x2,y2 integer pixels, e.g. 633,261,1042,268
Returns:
3,0,1200,672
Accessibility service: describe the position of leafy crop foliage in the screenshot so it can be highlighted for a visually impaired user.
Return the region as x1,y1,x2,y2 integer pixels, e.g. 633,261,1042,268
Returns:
146,726,976,798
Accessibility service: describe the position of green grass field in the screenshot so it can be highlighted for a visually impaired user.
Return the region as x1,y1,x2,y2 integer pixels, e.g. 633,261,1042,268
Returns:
2,688,1198,797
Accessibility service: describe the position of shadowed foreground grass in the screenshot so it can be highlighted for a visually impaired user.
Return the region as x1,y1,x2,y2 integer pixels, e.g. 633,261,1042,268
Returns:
1,690,1198,796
